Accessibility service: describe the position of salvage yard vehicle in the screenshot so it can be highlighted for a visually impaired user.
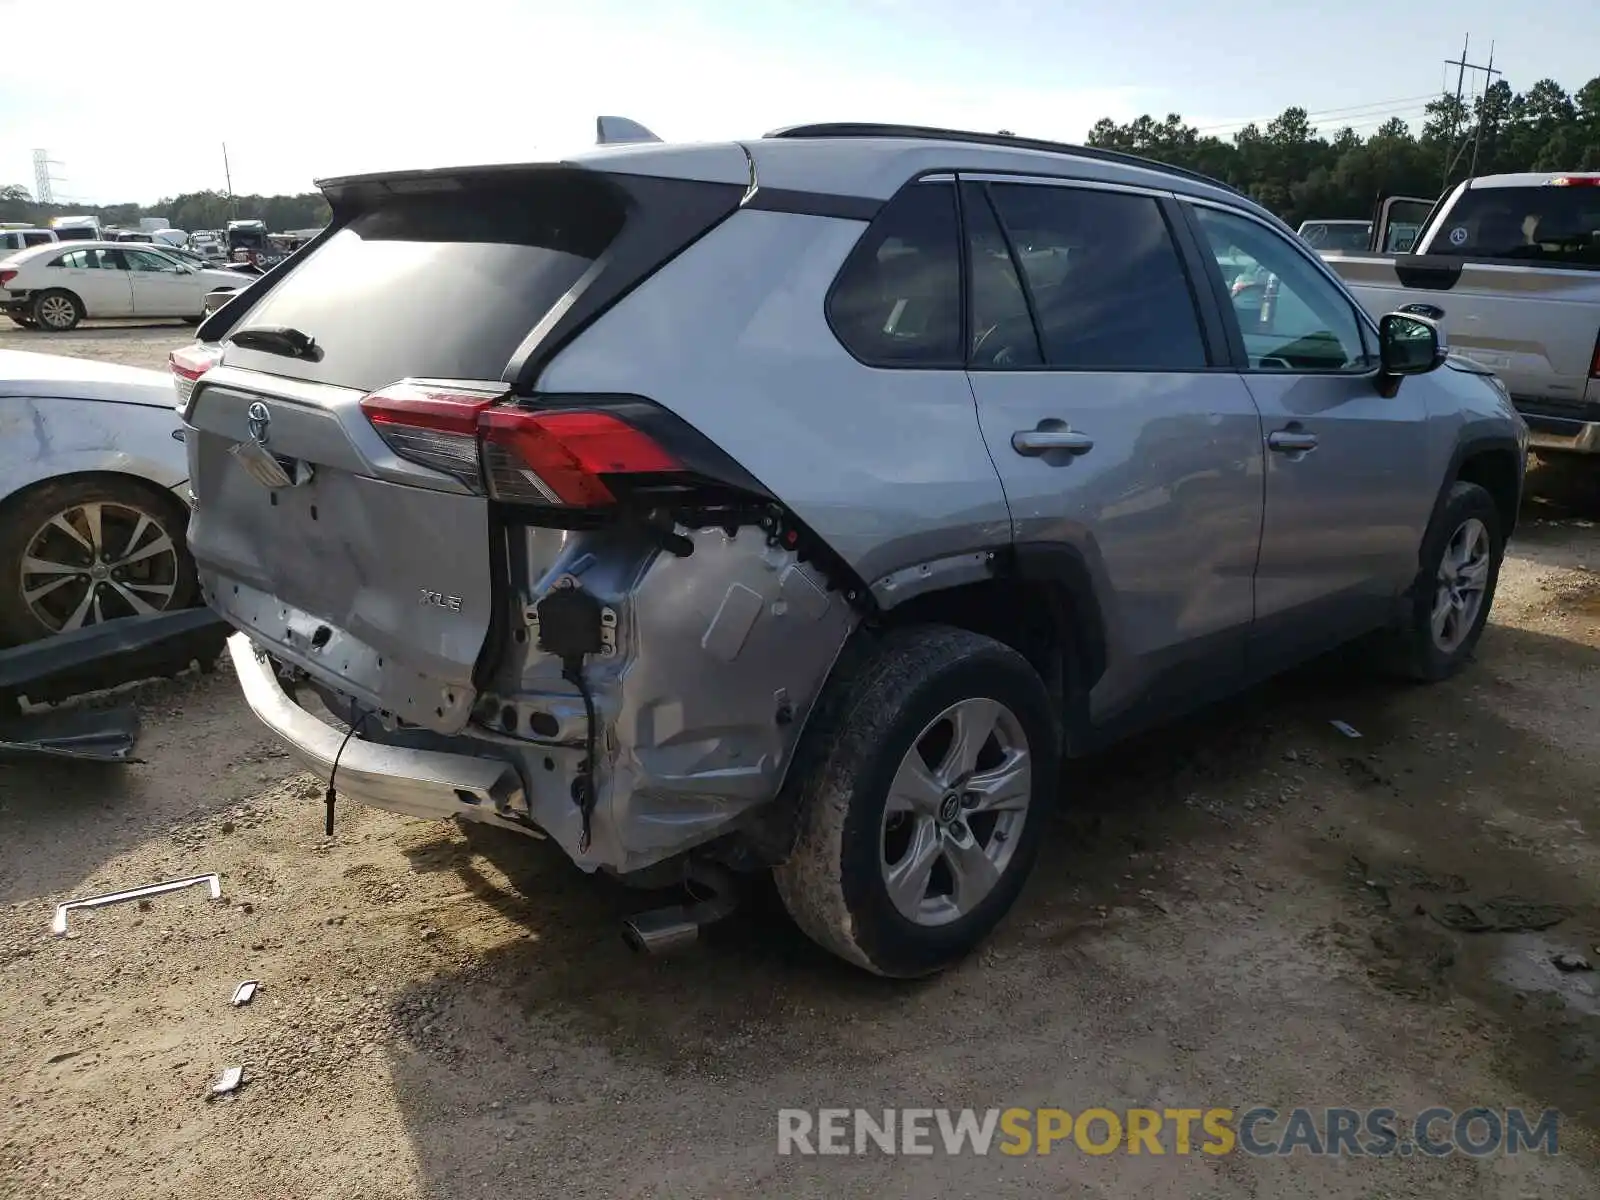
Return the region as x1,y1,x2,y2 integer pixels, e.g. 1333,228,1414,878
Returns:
0,241,249,330
1297,218,1371,251
0,350,197,646
1322,172,1600,455
175,121,1527,977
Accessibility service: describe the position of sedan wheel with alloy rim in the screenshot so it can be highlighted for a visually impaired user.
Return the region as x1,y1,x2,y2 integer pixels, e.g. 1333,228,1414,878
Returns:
34,291,82,331
20,500,183,632
1431,516,1491,654
881,696,1032,926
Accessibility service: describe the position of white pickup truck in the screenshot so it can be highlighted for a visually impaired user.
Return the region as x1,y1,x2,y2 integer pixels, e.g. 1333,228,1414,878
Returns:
1321,173,1600,455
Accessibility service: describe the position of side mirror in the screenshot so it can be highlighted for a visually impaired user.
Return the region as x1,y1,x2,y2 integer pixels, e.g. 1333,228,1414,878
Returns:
1378,312,1445,377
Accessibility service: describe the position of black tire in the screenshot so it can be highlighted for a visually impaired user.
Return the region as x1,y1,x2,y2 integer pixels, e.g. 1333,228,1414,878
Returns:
31,289,83,332
773,625,1058,977
1386,480,1504,682
0,476,198,646
7,315,37,329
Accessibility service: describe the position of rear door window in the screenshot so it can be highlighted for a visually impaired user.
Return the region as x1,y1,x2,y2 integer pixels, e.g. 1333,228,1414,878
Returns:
220,172,627,391
1426,184,1600,266
983,183,1209,370
827,181,963,367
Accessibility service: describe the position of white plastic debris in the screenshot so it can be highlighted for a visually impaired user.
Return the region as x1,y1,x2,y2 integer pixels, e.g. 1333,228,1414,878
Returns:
1330,720,1362,739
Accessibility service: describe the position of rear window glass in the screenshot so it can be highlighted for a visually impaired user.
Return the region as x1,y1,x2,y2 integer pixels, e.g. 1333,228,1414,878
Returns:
827,182,962,366
220,174,627,391
1426,184,1600,266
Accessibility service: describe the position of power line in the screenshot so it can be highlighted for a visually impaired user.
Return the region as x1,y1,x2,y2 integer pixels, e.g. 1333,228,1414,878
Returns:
1192,93,1441,133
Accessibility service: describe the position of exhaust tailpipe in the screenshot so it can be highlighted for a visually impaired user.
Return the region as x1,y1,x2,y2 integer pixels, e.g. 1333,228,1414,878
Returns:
622,862,739,956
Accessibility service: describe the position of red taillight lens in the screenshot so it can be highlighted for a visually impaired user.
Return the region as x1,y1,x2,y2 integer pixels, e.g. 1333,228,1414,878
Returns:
1549,175,1600,188
360,381,506,484
358,381,683,506
169,343,224,408
480,408,681,506
0,269,16,288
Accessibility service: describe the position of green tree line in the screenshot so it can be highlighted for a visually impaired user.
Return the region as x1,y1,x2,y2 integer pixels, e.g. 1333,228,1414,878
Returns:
1086,74,1600,229
0,186,329,233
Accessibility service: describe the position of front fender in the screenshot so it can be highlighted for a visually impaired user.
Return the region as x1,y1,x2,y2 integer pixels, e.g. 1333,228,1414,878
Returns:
0,397,188,506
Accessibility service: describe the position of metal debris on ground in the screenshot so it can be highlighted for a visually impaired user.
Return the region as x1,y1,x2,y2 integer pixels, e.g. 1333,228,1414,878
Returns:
51,873,222,937
210,1066,244,1097
231,981,259,1006
0,704,141,763
1330,720,1362,739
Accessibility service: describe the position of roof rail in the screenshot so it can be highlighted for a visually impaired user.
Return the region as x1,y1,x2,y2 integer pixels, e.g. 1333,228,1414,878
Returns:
764,123,1243,197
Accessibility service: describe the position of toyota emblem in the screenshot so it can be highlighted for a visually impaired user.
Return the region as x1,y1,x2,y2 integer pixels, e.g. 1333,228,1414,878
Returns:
246,401,271,444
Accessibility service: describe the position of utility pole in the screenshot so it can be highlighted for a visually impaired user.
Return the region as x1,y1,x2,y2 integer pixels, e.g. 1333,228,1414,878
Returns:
222,142,235,219
1466,41,1499,178
1441,35,1502,188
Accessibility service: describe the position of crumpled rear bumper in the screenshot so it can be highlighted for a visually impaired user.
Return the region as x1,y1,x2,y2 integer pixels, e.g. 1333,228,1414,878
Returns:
227,633,532,829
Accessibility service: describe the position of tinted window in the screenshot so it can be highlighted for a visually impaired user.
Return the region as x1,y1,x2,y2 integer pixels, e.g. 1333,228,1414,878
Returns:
828,182,962,366
124,249,182,272
985,184,1207,370
1194,206,1370,372
964,185,1041,367
1425,184,1600,265
22,232,54,247
52,248,119,270
220,173,626,391
1299,222,1370,251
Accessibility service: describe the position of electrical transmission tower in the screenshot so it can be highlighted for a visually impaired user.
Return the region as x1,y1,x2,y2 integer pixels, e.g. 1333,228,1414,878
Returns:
1440,36,1502,188
32,149,64,204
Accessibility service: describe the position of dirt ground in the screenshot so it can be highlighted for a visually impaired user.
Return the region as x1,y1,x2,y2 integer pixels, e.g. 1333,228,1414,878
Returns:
2,321,1599,1199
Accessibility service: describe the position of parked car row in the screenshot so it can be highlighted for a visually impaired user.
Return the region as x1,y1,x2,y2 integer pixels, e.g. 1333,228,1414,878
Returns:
0,241,255,329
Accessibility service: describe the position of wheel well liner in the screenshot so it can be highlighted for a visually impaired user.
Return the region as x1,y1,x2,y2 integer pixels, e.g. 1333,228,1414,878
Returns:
0,470,190,525
1454,444,1521,538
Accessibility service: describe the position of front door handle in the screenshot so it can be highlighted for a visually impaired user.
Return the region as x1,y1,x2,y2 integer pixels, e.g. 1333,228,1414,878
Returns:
1267,430,1319,453
1012,426,1095,457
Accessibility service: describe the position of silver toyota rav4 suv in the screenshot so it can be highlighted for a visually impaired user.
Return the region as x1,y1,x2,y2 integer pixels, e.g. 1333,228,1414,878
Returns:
173,122,1527,977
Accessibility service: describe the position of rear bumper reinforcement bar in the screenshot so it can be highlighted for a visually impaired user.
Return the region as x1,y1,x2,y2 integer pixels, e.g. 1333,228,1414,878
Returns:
228,633,530,827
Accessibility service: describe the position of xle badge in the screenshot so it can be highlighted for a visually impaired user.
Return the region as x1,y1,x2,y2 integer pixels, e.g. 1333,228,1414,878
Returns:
420,589,464,613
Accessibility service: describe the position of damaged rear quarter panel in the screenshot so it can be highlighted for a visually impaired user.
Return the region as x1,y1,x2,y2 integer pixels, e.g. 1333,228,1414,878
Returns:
485,524,857,873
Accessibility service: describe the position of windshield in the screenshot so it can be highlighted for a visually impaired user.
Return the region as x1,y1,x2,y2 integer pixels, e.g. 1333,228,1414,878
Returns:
1299,222,1371,251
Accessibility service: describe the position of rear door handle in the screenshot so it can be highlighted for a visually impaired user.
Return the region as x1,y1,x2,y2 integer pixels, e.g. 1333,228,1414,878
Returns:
1012,427,1095,457
1267,430,1319,453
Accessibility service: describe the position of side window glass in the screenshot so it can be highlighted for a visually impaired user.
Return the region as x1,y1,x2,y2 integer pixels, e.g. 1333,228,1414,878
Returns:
963,184,1041,367
53,250,85,269
985,184,1208,370
125,250,178,272
828,182,962,366
1194,206,1370,372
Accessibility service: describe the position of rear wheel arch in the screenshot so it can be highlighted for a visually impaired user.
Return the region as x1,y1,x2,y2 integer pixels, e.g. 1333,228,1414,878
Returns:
871,544,1108,752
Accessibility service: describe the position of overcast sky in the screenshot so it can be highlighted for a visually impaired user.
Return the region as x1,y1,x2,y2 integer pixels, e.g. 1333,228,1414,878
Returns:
2,0,1596,205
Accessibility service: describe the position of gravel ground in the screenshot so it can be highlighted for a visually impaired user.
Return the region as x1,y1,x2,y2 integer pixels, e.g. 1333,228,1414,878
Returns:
1,322,1598,1199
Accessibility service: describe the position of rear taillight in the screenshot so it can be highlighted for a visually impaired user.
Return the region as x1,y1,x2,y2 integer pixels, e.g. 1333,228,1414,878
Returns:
480,409,680,506
360,382,505,484
0,269,16,288
1549,175,1600,188
169,343,223,409
359,381,684,507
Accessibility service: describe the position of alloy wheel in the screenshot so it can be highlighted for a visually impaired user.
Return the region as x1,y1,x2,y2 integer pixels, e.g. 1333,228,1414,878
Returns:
19,501,181,632
1430,516,1491,653
880,696,1033,927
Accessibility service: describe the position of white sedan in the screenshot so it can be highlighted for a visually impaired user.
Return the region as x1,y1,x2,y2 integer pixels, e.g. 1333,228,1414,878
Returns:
0,241,252,331
0,349,195,644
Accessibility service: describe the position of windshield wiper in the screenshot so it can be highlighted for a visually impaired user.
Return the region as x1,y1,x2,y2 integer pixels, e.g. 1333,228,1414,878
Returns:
230,326,322,362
